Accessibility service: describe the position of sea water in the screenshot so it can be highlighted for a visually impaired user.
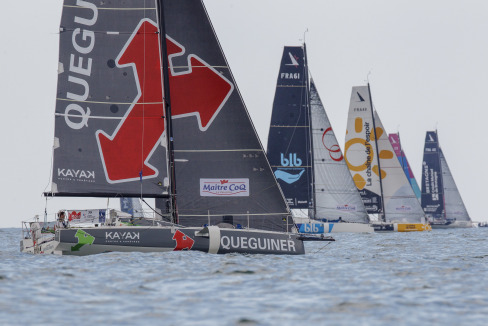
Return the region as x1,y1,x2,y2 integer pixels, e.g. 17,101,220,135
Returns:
1,228,487,325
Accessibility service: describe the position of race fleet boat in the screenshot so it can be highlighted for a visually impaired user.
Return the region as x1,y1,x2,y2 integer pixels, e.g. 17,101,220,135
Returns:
344,85,431,232
20,0,334,256
266,45,373,233
421,131,472,228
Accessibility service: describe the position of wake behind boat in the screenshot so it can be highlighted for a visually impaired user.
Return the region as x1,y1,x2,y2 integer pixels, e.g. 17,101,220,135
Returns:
21,0,333,256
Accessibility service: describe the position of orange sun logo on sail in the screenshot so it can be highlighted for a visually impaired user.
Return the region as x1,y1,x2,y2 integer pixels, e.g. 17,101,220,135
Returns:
344,117,394,190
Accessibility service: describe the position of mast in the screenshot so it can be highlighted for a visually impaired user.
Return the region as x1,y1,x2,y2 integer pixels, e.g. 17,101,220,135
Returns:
157,0,178,224
303,42,316,218
367,83,386,222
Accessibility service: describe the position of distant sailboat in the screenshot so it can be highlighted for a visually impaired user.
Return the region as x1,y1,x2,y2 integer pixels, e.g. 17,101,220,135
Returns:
344,85,431,232
20,0,331,255
421,131,472,228
266,44,372,233
388,133,421,200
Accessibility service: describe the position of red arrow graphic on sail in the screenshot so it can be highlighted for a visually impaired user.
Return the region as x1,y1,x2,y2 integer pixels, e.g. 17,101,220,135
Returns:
97,20,233,182
166,37,233,129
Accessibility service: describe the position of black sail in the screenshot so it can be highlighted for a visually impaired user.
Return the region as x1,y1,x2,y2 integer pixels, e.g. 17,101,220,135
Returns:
266,46,313,210
421,131,444,219
51,0,169,197
161,1,291,232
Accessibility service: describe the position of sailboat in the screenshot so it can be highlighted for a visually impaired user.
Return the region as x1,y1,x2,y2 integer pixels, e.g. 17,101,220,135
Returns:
344,85,431,232
20,0,329,255
388,133,421,200
421,131,472,228
266,45,373,233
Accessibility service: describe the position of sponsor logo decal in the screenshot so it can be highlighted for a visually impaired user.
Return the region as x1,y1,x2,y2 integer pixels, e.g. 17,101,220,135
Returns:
395,205,412,212
105,231,140,243
297,223,327,234
285,52,299,67
274,153,305,184
322,127,343,161
220,236,296,252
355,91,365,102
172,230,194,251
200,179,249,197
95,19,233,183
337,204,356,211
57,169,95,183
71,229,95,251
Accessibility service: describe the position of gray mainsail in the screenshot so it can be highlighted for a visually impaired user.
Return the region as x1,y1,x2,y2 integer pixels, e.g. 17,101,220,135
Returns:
162,1,292,232
310,81,369,223
51,0,169,198
439,148,471,222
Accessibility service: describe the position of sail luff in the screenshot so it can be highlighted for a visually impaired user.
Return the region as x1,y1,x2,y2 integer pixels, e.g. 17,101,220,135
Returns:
367,84,386,222
303,43,316,219
156,0,177,223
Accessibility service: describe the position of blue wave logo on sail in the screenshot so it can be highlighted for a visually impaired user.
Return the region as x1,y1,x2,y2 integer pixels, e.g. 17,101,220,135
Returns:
275,153,305,184
274,170,305,184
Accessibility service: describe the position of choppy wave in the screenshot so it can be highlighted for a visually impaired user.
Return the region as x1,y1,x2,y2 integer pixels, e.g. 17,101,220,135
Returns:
1,228,487,325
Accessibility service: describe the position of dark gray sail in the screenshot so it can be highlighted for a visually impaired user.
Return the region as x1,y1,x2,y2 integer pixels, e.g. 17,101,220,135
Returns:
266,46,313,211
51,0,169,197
162,1,292,232
421,131,444,219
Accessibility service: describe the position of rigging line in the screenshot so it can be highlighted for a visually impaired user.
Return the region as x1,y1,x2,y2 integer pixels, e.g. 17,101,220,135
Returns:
63,6,156,10
140,18,147,198
57,98,163,105
312,242,332,254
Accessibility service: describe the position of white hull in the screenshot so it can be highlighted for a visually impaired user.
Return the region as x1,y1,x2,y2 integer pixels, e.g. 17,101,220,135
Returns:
294,218,374,233
430,221,473,229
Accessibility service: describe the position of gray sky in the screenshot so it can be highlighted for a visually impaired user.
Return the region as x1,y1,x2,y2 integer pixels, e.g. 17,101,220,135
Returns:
1,0,487,227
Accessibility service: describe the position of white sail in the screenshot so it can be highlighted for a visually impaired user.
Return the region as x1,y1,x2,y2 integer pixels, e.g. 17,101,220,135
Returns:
439,149,471,222
310,81,369,223
373,111,425,223
344,86,383,215
345,85,425,223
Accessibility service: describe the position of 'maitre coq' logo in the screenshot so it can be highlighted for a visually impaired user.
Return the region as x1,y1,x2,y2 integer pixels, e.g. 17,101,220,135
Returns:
200,179,250,197
87,17,234,183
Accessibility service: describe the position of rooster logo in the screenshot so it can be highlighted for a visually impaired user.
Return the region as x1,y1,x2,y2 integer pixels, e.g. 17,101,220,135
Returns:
172,230,195,251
